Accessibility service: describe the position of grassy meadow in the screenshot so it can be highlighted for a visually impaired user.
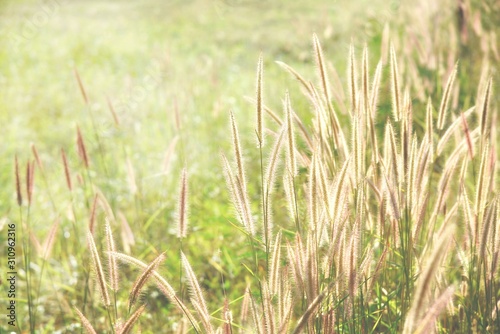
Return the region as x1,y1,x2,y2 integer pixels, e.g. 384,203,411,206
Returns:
0,0,499,333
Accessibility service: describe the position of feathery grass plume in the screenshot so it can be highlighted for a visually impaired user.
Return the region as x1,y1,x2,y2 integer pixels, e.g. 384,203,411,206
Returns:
87,230,111,307
287,240,305,296
74,307,97,334
348,43,358,114
118,304,146,334
181,252,213,333
437,62,458,130
229,110,248,192
283,171,297,225
269,230,282,296
240,286,251,327
88,194,99,235
305,234,319,300
61,149,72,192
26,160,35,205
362,44,369,115
479,77,492,142
105,220,119,291
106,96,120,126
308,153,319,232
275,61,314,97
390,43,401,121
386,120,400,186
352,111,363,184
414,286,455,334
256,53,264,147
403,225,454,334
291,289,326,334
31,143,44,172
15,155,22,206
222,298,233,334
221,153,254,235
261,280,276,334
74,68,89,105
129,252,165,310
370,60,383,115
461,111,474,160
76,126,90,168
263,124,286,239
313,33,331,105
312,33,344,154
426,97,434,155
249,289,263,334
475,140,489,217
177,168,189,239
284,91,297,177
109,251,199,331
245,95,314,152
367,60,381,163
479,197,497,266
42,219,59,260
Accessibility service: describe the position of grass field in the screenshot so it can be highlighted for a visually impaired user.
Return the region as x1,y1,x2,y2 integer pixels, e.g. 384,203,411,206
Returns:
1,0,499,333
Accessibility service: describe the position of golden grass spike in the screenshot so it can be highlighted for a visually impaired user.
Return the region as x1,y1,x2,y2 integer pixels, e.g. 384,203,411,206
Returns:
284,91,297,177
426,97,434,157
76,126,90,168
88,194,98,235
308,153,319,232
362,44,369,117
264,124,286,238
26,160,35,205
105,219,119,291
74,307,97,334
390,43,401,121
229,110,247,191
256,54,264,147
479,77,492,141
221,153,254,235
240,286,251,326
177,168,189,239
249,289,263,334
461,111,474,160
475,140,489,216
129,252,165,309
479,197,497,263
61,149,72,191
14,155,23,206
275,61,314,97
370,60,382,117
348,43,358,114
118,304,146,334
31,143,44,172
87,230,111,307
403,225,454,334
269,230,282,296
437,62,458,130
313,33,331,104
262,280,276,334
181,252,213,333
110,251,199,331
74,68,89,105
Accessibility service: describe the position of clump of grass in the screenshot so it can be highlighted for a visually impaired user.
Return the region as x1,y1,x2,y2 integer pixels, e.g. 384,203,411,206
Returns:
11,29,498,334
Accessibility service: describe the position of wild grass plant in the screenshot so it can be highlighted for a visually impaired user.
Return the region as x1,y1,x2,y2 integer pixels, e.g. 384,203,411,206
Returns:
3,1,500,333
